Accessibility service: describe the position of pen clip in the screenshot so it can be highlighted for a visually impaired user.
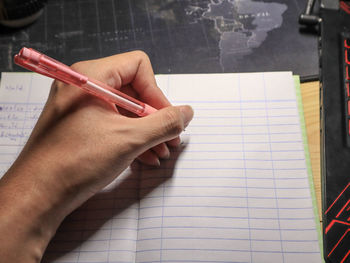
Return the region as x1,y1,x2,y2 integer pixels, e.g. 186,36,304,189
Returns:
14,47,88,86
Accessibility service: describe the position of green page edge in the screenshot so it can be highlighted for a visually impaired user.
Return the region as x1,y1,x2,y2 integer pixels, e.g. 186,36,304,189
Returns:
294,75,324,260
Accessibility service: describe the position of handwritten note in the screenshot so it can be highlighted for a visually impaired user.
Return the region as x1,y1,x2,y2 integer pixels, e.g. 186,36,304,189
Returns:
0,73,52,175
0,72,322,263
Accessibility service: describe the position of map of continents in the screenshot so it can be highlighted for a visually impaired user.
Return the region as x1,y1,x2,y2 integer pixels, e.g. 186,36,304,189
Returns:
1,0,305,75
186,0,287,71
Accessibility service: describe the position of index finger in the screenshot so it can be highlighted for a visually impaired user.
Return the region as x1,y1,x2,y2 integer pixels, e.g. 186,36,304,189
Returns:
74,51,171,110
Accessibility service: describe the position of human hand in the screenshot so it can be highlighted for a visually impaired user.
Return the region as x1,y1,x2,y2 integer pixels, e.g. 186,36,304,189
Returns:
0,51,193,262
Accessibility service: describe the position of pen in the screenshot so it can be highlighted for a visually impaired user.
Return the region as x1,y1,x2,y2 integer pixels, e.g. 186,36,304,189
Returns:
14,47,157,116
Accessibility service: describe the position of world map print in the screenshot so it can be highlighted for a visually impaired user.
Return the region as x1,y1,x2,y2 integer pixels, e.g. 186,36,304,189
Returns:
0,0,317,78
185,0,287,71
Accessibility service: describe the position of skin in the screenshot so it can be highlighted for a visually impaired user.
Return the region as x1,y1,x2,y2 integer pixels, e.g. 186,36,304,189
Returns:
0,51,194,262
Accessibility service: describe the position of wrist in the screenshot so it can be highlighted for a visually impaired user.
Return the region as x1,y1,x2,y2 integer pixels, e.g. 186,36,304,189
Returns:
0,174,54,262
0,153,73,262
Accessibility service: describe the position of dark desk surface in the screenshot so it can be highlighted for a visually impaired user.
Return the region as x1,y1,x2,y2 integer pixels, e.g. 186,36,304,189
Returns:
0,0,318,78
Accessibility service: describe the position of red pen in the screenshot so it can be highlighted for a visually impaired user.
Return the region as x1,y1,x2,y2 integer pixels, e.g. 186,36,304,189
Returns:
14,47,157,116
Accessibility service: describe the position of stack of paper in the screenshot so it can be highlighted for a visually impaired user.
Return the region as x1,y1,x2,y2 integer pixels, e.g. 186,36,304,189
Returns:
0,72,322,263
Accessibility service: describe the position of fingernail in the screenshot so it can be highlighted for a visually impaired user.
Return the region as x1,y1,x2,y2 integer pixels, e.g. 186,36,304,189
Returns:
155,158,161,166
159,144,170,159
163,146,170,159
179,105,194,128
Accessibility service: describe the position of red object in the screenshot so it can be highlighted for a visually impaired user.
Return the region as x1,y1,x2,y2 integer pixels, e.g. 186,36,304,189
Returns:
14,47,157,116
345,39,350,49
327,228,350,258
346,50,350,65
325,183,350,214
340,1,350,15
341,249,350,263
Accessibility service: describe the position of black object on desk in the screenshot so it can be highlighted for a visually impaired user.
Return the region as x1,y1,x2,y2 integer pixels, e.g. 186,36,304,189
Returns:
0,0,47,28
319,0,350,262
0,0,317,79
299,0,322,26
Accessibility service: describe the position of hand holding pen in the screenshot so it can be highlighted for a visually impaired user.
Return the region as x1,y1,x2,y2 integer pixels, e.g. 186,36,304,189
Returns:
0,51,193,262
15,47,157,116
14,48,194,166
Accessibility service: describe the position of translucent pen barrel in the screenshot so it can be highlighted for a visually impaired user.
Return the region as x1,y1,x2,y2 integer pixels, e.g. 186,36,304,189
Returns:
14,47,157,117
84,79,157,117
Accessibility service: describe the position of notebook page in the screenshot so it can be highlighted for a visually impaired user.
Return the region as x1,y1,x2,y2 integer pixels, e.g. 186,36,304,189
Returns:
43,170,140,263
0,72,322,263
0,73,139,263
136,73,322,263
0,73,52,176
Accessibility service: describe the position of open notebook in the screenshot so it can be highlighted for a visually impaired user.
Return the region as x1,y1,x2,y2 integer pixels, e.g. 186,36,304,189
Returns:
0,72,322,263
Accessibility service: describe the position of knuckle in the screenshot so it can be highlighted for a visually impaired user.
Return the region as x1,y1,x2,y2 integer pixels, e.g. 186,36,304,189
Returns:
132,50,150,63
70,61,84,71
70,60,95,74
162,108,184,135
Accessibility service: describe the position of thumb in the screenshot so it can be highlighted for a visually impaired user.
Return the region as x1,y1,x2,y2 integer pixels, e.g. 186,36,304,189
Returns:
135,105,194,148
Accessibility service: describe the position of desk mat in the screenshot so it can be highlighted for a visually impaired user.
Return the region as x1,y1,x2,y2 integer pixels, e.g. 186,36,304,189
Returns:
0,0,318,78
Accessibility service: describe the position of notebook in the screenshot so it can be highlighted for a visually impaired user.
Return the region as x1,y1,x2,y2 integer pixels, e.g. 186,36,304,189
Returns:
0,72,323,263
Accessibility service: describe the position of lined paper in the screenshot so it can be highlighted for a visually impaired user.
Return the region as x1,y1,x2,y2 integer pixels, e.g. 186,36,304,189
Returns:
0,73,52,175
0,72,322,263
136,73,322,263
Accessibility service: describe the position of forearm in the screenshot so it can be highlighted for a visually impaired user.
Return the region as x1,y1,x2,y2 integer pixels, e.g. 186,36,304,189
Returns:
0,51,194,262
0,155,71,262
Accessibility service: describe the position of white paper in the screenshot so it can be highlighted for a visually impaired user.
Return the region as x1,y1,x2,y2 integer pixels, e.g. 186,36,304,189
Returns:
0,72,322,263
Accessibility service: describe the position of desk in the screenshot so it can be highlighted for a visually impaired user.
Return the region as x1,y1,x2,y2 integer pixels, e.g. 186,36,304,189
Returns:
0,1,318,78
300,81,322,223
